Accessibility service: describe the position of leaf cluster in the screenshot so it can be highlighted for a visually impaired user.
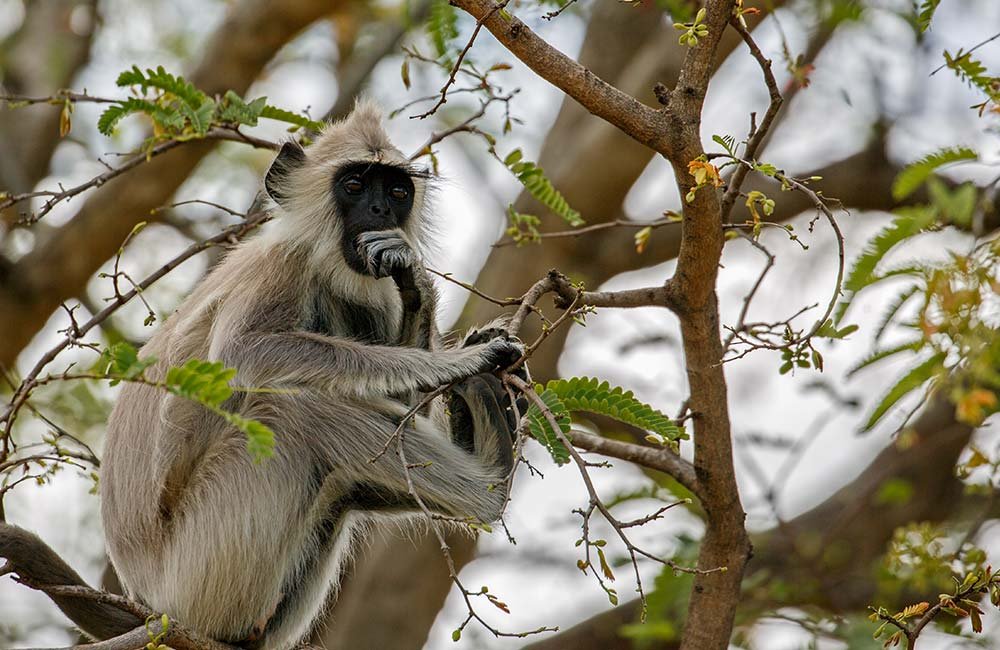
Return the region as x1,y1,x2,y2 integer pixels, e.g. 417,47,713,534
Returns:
427,0,460,65
502,149,583,228
524,377,687,465
838,147,1000,431
98,65,322,141
943,49,1000,115
100,343,274,461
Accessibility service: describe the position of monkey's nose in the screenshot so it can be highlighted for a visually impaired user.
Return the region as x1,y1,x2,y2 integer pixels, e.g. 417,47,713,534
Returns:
369,202,387,216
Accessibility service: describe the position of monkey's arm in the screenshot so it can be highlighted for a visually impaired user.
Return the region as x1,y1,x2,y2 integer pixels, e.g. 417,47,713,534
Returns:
0,523,142,640
221,330,518,399
395,264,438,350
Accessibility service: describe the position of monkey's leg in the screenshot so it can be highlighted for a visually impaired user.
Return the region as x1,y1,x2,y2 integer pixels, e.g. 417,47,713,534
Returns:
264,392,514,523
217,385,520,648
449,373,518,475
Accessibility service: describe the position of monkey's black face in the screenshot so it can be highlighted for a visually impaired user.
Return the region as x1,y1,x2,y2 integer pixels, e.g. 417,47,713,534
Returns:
332,163,416,275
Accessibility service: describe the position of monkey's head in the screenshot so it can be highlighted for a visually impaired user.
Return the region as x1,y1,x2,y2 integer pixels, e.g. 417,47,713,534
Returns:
264,98,432,277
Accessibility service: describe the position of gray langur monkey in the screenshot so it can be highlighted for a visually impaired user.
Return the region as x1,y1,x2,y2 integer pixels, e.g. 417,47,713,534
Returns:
0,99,526,649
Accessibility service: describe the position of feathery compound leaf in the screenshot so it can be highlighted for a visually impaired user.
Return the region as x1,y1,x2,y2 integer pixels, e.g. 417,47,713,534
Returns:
873,285,920,343
892,146,976,201
427,0,460,60
97,98,184,135
502,149,583,226
259,105,323,132
863,352,946,431
944,50,1000,102
101,342,157,386
525,388,572,465
165,359,236,407
216,91,267,126
116,65,208,109
540,377,687,448
177,97,216,136
164,359,275,461
711,133,737,157
917,0,940,32
835,206,936,322
848,339,923,377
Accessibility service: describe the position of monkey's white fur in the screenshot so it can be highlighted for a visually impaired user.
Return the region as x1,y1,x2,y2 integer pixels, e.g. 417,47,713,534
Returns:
100,100,520,648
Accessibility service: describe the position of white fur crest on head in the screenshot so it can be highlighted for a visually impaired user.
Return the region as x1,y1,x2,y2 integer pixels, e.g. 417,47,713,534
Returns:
265,98,434,284
309,97,411,168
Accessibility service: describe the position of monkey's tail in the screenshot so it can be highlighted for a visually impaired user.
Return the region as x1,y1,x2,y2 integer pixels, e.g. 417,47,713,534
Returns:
0,522,143,640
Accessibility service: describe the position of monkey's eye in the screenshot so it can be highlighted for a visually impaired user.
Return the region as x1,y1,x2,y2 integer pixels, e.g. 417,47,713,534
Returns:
389,185,409,201
343,177,364,195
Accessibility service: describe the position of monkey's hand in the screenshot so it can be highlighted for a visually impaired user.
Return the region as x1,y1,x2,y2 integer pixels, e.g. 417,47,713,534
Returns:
464,327,529,380
356,230,426,311
357,230,419,279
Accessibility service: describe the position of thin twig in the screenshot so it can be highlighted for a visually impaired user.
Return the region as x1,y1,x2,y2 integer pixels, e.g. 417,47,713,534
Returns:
929,30,1000,76
412,1,510,120
0,127,277,224
720,18,784,222
492,217,678,247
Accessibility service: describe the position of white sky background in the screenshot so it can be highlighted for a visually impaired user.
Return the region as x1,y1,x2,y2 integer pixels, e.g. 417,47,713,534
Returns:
3,0,1000,648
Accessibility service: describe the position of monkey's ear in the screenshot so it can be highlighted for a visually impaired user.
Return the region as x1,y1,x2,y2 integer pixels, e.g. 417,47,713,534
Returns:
265,141,307,208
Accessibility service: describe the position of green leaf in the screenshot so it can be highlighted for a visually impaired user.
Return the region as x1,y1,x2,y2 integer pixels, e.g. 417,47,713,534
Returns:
259,105,323,132
848,339,923,377
501,149,583,226
427,0,460,61
524,388,572,465
222,413,275,463
942,49,1000,107
164,359,236,407
711,133,736,157
97,98,183,135
116,65,209,110
538,377,687,448
815,319,859,340
863,352,946,431
917,0,940,32
178,96,216,136
216,91,267,126
101,342,157,385
873,285,920,343
926,178,977,226
892,146,976,201
163,359,275,461
835,206,937,322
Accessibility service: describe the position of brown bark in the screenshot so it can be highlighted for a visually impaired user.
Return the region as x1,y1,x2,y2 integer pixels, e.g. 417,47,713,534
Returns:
0,0,340,366
659,3,749,648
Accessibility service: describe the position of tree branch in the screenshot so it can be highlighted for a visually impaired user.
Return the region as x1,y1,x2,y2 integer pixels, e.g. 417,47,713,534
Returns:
449,0,669,155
